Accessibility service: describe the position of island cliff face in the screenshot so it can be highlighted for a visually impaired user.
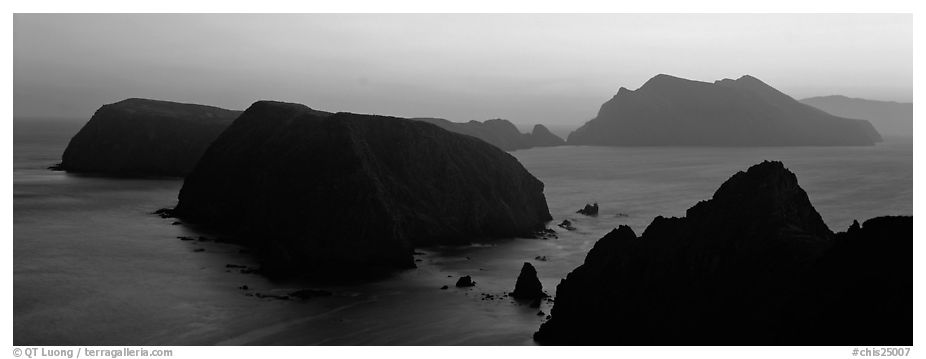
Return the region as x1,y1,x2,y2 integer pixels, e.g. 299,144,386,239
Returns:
58,98,242,176
567,75,882,146
174,101,553,275
413,118,565,151
534,161,911,345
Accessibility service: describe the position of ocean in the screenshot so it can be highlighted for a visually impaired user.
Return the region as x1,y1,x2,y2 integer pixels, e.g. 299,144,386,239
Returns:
13,118,913,345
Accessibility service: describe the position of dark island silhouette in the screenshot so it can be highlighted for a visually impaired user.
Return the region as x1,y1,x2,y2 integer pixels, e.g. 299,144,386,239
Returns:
54,98,564,178
534,161,911,345
172,101,553,276
567,74,882,146
54,98,244,177
801,95,913,137
413,117,565,151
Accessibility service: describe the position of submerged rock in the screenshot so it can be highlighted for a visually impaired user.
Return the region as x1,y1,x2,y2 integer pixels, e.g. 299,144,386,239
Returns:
535,161,911,345
57,98,243,177
556,220,576,231
511,262,546,300
173,101,552,277
455,276,476,288
576,203,599,216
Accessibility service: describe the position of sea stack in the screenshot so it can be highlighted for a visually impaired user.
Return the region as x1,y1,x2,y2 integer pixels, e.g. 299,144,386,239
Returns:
173,101,553,276
511,262,545,300
567,74,882,146
535,161,911,345
56,98,242,177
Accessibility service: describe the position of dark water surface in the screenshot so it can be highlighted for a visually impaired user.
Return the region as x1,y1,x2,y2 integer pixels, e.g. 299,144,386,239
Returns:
13,119,912,345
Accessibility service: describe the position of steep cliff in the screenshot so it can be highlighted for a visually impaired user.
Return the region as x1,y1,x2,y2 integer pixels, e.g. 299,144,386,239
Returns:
57,98,242,177
174,101,552,276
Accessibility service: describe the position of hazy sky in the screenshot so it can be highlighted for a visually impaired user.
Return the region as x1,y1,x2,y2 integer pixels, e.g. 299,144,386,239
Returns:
14,14,912,128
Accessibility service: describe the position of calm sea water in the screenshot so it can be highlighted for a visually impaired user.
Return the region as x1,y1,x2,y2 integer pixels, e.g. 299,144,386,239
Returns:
13,119,912,345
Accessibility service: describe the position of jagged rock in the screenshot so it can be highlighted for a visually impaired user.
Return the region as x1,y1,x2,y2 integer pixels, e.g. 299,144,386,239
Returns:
532,228,557,240
172,101,552,277
511,262,546,300
535,161,910,345
567,74,881,146
412,118,565,151
534,256,548,261
556,220,576,231
576,203,599,216
57,98,243,177
412,117,531,150
455,276,476,287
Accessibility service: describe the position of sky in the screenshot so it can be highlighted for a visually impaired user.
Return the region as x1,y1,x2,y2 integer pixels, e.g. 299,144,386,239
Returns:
13,13,912,129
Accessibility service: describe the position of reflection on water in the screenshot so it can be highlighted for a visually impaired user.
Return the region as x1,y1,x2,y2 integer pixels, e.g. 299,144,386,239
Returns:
13,120,912,345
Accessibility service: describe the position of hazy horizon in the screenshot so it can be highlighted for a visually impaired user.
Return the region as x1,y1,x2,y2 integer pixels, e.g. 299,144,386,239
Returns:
14,14,912,128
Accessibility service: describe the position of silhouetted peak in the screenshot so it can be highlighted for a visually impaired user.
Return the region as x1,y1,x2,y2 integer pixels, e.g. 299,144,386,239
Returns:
584,225,638,266
639,73,699,90
686,160,832,239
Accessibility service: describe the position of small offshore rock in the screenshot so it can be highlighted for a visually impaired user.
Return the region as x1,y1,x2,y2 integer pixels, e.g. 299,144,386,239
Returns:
577,203,599,216
511,262,546,300
440,285,449,290
455,275,476,287
557,219,576,231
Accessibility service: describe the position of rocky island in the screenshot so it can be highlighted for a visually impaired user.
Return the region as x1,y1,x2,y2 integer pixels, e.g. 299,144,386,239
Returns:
55,98,243,177
173,101,553,276
413,117,565,151
535,161,911,345
567,74,883,146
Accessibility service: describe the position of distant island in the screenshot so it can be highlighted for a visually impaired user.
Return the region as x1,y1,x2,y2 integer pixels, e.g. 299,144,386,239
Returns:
53,98,243,177
567,74,882,146
801,95,912,137
535,161,911,345
172,101,552,277
413,117,565,151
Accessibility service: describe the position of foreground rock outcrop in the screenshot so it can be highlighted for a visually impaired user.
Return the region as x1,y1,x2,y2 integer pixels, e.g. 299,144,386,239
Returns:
535,161,911,345
57,98,243,176
173,101,552,276
568,74,882,146
413,118,565,151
